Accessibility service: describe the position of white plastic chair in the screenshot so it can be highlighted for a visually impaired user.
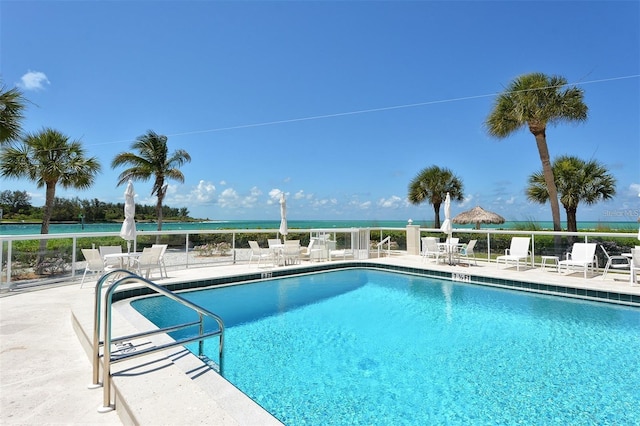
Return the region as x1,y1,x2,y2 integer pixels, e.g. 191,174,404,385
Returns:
80,248,115,288
600,245,630,280
151,244,168,277
248,241,274,267
496,237,531,271
421,237,443,263
459,240,478,265
132,246,164,279
558,243,598,279
630,248,640,284
283,240,301,265
99,245,123,268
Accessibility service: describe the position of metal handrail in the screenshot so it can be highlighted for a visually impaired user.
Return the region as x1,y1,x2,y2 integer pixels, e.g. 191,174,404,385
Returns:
90,270,225,413
377,235,392,257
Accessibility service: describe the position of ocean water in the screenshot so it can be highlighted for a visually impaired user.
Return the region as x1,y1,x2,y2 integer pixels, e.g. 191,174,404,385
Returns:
132,269,640,425
1,219,637,235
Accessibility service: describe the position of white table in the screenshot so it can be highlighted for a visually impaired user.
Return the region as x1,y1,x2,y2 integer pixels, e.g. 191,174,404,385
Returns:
438,243,463,265
268,244,285,266
103,252,141,270
541,255,560,272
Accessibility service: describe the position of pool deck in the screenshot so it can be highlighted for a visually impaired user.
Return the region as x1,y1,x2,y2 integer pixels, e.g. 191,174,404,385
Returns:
1,255,639,425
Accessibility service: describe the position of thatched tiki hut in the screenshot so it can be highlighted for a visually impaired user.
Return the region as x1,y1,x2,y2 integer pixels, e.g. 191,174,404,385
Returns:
452,206,505,230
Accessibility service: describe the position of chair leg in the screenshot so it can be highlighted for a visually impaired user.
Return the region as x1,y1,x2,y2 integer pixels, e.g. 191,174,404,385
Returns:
80,269,88,288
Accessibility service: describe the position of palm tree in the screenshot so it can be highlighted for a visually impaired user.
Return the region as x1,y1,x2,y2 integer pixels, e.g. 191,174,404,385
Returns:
0,83,27,144
0,128,101,270
111,130,191,232
527,155,616,232
486,73,588,231
408,165,464,228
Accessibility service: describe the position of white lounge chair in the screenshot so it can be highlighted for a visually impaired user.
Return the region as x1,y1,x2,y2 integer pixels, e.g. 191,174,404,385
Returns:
80,248,116,288
600,245,630,280
248,241,274,267
459,239,478,266
496,237,531,271
421,237,444,263
558,243,597,279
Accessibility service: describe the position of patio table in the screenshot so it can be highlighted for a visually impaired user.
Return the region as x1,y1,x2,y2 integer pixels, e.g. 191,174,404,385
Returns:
103,252,141,270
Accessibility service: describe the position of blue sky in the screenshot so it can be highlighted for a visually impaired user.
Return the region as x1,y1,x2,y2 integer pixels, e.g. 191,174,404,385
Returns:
1,1,638,224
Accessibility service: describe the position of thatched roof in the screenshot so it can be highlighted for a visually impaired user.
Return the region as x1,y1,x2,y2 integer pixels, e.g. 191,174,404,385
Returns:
452,206,505,229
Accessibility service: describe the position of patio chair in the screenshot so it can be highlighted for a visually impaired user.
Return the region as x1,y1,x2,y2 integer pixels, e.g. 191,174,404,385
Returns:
300,239,322,261
283,240,301,265
80,248,115,288
132,246,164,279
267,239,282,248
600,245,630,280
151,244,168,277
496,237,531,271
99,245,123,268
308,238,329,262
631,248,640,284
248,241,274,267
459,239,478,266
558,243,597,279
421,237,444,263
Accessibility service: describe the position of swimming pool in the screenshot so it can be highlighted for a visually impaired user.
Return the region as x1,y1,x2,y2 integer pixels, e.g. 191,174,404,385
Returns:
131,269,640,425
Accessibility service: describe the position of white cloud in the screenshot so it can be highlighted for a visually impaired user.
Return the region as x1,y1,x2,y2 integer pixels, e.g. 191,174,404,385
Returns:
629,183,640,197
268,188,285,204
19,70,50,91
218,188,239,208
377,195,406,209
193,180,216,202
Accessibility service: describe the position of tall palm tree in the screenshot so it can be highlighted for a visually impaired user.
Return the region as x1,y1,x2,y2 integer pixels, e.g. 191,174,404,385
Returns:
486,73,588,231
0,128,101,270
527,155,616,232
111,130,191,231
0,83,27,144
408,165,464,228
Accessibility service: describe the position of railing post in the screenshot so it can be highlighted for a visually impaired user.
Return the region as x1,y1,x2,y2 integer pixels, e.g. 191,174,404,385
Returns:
185,233,190,268
99,284,115,412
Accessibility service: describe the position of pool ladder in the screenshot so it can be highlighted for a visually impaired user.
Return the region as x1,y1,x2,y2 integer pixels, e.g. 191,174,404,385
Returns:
89,270,225,413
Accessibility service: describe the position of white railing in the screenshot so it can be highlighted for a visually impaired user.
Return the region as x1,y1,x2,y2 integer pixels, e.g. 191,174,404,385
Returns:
1,226,637,290
0,227,376,289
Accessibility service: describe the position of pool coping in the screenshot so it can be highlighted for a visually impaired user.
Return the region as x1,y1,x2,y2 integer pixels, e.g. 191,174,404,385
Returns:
112,261,640,307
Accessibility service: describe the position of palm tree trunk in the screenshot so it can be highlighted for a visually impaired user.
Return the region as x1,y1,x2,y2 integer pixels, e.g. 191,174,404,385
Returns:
433,203,441,228
36,182,56,274
155,188,164,245
566,206,578,233
533,132,562,232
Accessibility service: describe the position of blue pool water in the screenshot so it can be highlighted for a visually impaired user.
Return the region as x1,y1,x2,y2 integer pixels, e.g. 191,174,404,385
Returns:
132,269,640,425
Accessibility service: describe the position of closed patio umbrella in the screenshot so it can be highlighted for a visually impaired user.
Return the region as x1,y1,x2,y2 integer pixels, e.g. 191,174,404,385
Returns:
119,180,137,253
452,206,505,230
440,193,453,264
279,193,288,240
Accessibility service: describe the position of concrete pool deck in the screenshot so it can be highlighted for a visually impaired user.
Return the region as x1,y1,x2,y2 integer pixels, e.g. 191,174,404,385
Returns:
1,255,639,425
